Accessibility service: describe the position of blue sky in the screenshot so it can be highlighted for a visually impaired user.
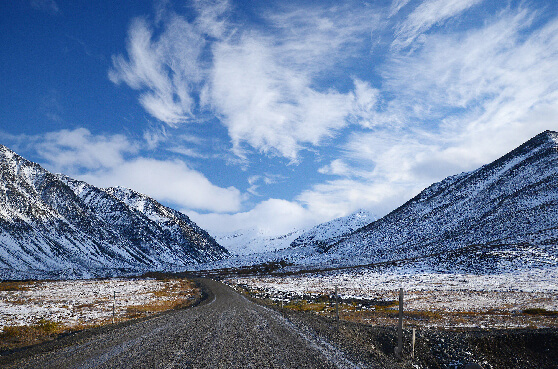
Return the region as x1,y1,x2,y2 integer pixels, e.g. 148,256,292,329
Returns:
1,0,558,236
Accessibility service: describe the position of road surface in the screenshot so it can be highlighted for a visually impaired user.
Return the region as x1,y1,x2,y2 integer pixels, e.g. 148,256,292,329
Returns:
3,278,360,369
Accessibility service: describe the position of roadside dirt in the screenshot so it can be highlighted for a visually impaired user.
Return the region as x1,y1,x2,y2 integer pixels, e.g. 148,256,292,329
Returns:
276,305,558,368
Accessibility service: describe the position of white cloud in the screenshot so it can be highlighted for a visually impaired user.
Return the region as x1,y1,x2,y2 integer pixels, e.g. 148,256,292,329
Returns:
309,9,558,219
209,35,355,159
100,1,558,234
192,0,230,39
110,2,380,161
34,128,138,172
206,4,379,160
318,159,353,177
109,16,204,125
382,7,558,152
16,128,242,213
389,0,412,17
189,198,325,236
80,158,241,213
297,178,412,220
392,0,483,50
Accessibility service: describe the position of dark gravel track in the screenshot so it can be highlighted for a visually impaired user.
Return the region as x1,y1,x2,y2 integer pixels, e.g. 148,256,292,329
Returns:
1,279,361,369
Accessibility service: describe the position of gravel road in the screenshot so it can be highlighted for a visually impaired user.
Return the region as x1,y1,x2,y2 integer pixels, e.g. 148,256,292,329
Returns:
2,279,361,369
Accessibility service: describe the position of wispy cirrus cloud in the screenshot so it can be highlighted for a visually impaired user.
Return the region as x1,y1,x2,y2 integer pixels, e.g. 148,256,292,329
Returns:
306,6,558,219
109,15,205,125
110,1,380,161
392,0,483,50
389,0,412,17
105,0,558,235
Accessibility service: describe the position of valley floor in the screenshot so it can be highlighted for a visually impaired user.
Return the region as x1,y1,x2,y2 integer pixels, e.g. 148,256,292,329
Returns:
225,266,558,329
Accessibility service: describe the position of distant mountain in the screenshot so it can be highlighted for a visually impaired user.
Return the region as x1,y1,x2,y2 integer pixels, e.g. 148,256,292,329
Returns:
325,130,558,272
0,145,228,280
212,210,375,257
290,209,375,251
214,227,305,256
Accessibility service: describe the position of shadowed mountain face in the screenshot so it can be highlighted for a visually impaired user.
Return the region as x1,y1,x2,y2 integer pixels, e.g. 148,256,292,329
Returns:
325,130,558,272
0,146,228,280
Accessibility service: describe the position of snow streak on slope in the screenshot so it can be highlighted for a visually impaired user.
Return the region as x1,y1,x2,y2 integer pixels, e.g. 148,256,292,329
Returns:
0,145,228,280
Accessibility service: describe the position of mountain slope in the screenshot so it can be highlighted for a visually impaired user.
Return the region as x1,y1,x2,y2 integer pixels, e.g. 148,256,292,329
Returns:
0,145,228,280
325,130,558,272
290,209,375,251
214,227,305,256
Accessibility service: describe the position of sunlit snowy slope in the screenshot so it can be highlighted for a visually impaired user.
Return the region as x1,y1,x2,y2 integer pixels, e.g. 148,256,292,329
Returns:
214,209,374,257
0,145,228,280
213,227,305,256
290,209,375,251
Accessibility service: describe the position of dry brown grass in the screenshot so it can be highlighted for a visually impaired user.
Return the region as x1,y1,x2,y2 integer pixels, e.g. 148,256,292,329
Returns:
250,291,558,329
0,281,34,292
0,319,66,351
0,278,201,352
105,278,201,321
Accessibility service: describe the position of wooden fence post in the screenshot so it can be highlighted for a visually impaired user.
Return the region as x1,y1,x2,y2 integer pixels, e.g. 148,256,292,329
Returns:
112,291,116,324
395,287,403,358
335,286,339,321
412,327,416,359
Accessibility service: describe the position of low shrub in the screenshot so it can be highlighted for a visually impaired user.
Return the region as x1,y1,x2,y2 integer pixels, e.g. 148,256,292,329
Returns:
523,308,558,316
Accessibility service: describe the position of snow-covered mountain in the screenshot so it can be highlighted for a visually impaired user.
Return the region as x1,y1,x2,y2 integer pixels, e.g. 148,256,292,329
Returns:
212,209,375,257
290,209,375,251
0,145,228,280
214,227,305,256
325,130,558,272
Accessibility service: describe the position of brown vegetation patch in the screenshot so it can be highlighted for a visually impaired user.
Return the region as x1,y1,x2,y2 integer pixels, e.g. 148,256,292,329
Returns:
0,281,34,292
0,319,65,351
0,278,201,352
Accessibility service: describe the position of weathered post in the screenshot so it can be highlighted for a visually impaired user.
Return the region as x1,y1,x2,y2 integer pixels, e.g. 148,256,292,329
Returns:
411,327,416,359
335,286,339,321
395,287,403,358
112,291,116,324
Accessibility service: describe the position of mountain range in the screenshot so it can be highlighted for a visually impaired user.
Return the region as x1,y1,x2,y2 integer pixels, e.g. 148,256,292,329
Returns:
0,145,228,280
214,209,374,256
1,130,557,279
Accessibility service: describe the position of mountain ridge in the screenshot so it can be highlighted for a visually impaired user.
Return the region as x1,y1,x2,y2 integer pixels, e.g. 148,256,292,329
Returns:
0,145,228,280
323,130,558,271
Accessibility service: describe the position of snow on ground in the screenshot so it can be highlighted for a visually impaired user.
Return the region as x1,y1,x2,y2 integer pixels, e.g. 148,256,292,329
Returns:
0,278,195,329
227,267,558,314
